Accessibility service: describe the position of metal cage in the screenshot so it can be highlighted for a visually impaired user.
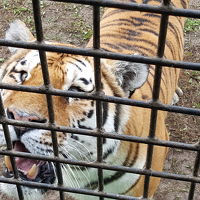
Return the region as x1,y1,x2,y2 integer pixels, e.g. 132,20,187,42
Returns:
0,0,199,200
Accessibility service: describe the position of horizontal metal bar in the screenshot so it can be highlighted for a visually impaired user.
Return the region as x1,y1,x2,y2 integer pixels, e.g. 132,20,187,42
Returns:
0,117,199,151
0,150,200,184
0,176,143,200
51,0,200,18
1,40,200,71
0,83,199,116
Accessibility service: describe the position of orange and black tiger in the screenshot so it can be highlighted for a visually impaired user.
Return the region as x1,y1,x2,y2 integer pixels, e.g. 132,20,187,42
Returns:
0,0,189,199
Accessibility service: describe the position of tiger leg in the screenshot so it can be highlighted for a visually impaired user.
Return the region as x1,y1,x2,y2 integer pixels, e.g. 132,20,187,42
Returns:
128,113,169,198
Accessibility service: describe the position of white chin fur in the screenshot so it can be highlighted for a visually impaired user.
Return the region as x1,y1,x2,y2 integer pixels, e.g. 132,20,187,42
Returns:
0,182,43,200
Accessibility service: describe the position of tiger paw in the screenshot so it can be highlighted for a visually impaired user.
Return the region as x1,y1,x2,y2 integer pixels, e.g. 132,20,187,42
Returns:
171,87,183,105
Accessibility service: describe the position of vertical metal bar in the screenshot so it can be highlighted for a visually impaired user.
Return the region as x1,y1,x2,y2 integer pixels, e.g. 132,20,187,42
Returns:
93,5,104,200
143,0,171,197
0,96,24,199
188,143,200,200
32,0,64,199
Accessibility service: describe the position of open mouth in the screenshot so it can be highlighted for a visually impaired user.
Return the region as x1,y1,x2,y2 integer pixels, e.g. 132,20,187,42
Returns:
3,141,55,184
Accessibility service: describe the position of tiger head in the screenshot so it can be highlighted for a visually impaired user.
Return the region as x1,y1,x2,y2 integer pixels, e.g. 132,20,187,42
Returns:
0,20,148,200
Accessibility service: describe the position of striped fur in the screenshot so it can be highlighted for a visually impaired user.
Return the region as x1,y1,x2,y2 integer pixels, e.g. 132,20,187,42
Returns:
0,0,189,199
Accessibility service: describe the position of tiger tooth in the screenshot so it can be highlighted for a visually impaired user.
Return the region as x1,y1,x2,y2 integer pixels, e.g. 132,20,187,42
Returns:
4,156,13,172
27,164,39,179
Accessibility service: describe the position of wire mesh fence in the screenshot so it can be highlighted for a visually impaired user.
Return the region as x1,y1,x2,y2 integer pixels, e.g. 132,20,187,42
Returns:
0,0,199,200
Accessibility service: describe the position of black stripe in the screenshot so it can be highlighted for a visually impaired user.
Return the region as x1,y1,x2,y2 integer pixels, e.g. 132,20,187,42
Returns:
68,61,82,72
101,42,122,51
72,58,87,67
168,21,183,50
114,104,121,132
121,27,141,37
148,68,166,101
131,16,156,26
9,74,18,83
101,41,155,55
101,21,129,29
180,0,187,9
143,13,161,18
102,101,108,126
135,38,157,48
103,146,116,160
77,123,93,130
101,30,139,41
101,17,155,29
87,143,139,189
119,42,155,55
138,28,159,37
87,110,94,118
101,42,148,56
163,38,176,60
79,78,89,85
10,66,18,73
113,87,123,134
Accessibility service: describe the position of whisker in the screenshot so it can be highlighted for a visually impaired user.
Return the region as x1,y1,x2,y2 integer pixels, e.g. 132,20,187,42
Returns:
63,149,92,188
70,139,94,161
61,163,78,188
66,142,93,162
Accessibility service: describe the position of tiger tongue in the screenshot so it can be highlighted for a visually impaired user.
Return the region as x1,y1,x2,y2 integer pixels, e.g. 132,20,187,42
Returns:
4,156,40,179
15,157,40,177
14,141,40,177
4,141,41,180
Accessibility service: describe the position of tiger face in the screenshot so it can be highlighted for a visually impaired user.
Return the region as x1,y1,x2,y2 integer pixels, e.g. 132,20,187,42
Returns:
0,20,148,199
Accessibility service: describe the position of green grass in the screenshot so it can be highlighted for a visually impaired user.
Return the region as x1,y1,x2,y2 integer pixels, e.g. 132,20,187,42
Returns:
193,103,200,109
186,71,200,84
13,7,30,15
184,18,200,32
64,4,93,42
83,29,93,40
2,0,10,9
0,58,5,63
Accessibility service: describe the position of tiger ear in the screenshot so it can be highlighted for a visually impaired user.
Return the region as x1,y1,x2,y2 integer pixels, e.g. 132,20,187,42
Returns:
114,59,149,97
5,20,35,54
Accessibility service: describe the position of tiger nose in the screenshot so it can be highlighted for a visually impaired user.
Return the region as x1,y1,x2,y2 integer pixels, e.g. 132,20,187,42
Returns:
6,108,47,137
7,108,47,123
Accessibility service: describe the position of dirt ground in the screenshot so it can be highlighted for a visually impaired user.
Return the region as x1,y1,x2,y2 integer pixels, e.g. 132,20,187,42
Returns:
0,0,199,200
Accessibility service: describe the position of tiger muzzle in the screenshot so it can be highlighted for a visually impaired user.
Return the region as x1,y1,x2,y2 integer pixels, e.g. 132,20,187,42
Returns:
3,108,55,186
3,141,56,186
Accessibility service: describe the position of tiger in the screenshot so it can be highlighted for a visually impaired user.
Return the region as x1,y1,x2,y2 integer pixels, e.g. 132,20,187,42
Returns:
0,0,189,199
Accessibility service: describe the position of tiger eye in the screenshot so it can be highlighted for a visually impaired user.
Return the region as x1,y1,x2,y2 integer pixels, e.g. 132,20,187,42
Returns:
20,70,28,81
20,60,26,65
